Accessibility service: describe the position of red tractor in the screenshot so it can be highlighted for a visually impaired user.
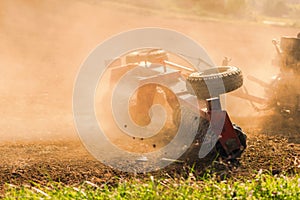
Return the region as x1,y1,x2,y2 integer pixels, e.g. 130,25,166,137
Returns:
107,49,247,165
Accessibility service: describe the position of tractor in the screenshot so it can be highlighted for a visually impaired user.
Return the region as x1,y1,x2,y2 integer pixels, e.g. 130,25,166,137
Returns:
233,33,300,119
106,48,247,166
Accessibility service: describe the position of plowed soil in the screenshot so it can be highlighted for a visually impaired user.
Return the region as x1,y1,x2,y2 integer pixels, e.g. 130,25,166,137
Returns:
0,117,299,189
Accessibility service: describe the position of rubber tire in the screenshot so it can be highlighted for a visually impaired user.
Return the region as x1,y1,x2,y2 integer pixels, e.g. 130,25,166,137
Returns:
177,113,210,163
187,66,243,99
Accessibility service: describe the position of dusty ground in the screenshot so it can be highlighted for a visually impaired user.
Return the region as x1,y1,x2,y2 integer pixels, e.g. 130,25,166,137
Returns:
0,122,299,189
0,0,299,191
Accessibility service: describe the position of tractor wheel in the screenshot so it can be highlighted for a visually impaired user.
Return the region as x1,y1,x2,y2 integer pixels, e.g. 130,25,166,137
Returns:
187,66,243,99
177,113,210,164
170,106,211,166
172,105,181,128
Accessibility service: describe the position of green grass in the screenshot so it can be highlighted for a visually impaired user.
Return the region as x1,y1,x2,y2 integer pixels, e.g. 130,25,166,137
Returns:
3,172,300,199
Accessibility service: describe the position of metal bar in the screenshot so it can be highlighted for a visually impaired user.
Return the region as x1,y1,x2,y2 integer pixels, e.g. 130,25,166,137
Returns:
164,60,195,72
231,89,267,105
247,75,271,89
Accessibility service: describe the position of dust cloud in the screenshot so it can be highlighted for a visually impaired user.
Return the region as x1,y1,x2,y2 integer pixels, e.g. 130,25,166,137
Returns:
0,0,298,142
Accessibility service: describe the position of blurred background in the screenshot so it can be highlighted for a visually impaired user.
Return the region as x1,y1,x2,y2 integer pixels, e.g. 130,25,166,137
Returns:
0,0,299,142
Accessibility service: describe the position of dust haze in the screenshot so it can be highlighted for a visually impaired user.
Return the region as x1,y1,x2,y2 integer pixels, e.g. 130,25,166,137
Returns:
0,0,298,142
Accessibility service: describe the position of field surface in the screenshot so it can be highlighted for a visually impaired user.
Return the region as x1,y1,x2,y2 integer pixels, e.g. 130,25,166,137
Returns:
0,0,299,198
